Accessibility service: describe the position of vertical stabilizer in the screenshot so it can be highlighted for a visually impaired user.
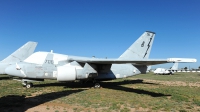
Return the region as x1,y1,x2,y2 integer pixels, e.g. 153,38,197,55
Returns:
171,63,178,70
147,66,151,71
42,52,54,66
1,41,37,63
119,31,155,59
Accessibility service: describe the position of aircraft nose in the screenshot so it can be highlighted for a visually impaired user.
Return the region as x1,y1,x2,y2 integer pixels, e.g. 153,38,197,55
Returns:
5,65,25,77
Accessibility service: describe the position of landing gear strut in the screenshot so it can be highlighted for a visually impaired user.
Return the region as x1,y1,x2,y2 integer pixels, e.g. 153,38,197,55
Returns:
22,81,33,88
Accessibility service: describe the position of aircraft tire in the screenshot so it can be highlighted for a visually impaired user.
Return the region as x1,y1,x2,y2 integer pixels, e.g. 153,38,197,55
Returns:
26,83,33,88
94,83,100,88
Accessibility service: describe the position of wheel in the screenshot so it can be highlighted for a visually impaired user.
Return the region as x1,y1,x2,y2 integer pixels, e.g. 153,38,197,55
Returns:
94,83,100,88
26,83,33,88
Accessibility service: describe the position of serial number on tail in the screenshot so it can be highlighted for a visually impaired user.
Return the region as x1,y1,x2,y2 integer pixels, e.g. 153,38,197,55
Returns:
45,60,54,64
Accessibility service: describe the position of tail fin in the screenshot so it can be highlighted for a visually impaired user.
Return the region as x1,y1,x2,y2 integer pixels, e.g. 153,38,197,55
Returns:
42,52,54,66
147,66,151,71
171,63,178,70
119,31,155,59
1,41,37,63
24,52,54,65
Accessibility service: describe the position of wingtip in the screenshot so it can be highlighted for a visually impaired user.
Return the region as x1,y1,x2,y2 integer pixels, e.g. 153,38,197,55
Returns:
167,58,197,63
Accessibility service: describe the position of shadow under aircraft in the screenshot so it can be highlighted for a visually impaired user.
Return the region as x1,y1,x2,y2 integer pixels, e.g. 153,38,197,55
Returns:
0,89,85,112
0,79,171,111
34,79,170,97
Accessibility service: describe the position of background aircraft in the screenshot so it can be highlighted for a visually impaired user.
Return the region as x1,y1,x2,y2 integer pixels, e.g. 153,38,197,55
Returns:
4,31,196,88
153,63,179,75
0,41,37,75
146,66,151,73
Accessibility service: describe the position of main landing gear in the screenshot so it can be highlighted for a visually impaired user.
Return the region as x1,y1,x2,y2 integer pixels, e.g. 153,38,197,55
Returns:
22,81,33,88
94,83,100,88
81,79,101,88
93,80,101,88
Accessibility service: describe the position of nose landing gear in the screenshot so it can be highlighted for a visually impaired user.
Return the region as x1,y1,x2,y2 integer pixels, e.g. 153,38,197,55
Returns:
22,81,33,88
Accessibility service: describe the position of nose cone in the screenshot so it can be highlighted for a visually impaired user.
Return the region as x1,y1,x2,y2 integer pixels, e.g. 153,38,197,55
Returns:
5,65,24,77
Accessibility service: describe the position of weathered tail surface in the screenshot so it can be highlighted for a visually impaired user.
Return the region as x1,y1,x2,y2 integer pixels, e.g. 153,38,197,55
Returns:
119,31,155,59
1,41,37,63
171,63,178,70
42,52,54,66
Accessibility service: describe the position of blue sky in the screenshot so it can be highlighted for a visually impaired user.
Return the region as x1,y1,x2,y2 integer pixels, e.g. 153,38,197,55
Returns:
0,0,200,69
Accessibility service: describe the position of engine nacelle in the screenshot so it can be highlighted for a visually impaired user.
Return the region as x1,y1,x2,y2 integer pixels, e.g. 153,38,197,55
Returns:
76,63,98,79
57,65,76,81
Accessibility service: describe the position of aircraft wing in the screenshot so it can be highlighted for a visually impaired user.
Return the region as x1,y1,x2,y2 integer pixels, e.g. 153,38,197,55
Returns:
68,58,197,65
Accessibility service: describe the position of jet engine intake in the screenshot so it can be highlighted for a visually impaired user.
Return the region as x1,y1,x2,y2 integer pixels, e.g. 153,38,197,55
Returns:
57,65,76,81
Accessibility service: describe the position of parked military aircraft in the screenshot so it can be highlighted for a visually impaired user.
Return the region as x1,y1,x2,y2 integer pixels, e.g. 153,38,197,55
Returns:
154,62,179,75
4,31,196,88
0,41,37,75
146,66,151,73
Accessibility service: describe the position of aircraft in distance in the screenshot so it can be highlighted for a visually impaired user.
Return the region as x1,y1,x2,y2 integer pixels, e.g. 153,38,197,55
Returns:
0,41,37,75
154,62,179,75
5,31,196,88
146,66,151,73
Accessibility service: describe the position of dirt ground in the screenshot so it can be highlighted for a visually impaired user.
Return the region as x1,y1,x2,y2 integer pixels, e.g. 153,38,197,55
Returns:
0,93,150,112
1,102,150,112
141,79,200,87
1,79,200,112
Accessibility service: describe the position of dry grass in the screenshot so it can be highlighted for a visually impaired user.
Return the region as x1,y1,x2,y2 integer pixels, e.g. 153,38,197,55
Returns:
0,73,200,112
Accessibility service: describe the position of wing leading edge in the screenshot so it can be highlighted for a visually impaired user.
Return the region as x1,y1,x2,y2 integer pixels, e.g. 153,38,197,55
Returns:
67,58,197,65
